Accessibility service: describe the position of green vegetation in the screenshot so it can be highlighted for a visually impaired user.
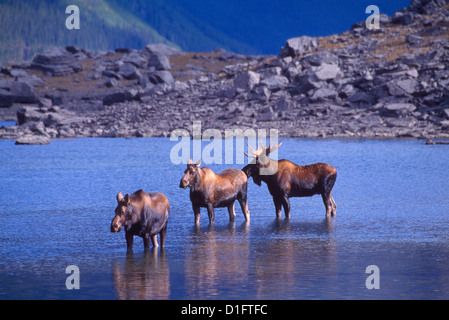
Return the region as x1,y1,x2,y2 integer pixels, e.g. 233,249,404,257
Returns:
0,0,174,64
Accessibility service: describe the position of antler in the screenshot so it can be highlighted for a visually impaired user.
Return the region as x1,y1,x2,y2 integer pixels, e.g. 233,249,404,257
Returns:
264,142,283,157
244,142,264,158
244,142,282,157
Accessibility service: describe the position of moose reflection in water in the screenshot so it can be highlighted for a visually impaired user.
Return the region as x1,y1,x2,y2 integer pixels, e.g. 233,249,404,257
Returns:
112,250,170,300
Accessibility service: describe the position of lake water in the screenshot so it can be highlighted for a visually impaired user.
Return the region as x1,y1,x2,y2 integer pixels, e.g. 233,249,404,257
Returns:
1,137,449,300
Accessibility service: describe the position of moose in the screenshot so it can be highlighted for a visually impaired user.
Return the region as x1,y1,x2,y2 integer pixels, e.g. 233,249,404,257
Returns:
111,189,170,250
179,159,250,224
242,142,337,218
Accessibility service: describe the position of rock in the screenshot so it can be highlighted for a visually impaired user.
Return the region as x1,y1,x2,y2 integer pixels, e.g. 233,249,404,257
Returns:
347,91,376,105
171,80,189,92
121,51,147,68
301,51,339,67
396,78,420,94
16,106,46,125
148,70,174,85
118,62,141,80
289,73,322,95
145,43,182,57
102,70,121,79
148,54,171,71
312,63,341,81
15,134,50,145
280,36,318,57
0,80,37,107
103,91,134,106
256,107,277,121
383,103,417,115
30,47,82,76
391,11,414,25
261,75,289,91
233,71,260,90
38,97,52,109
249,84,271,101
310,87,338,102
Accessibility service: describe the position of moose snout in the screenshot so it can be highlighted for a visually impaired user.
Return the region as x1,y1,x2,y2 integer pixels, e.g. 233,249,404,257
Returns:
179,178,188,189
111,223,121,233
111,217,122,233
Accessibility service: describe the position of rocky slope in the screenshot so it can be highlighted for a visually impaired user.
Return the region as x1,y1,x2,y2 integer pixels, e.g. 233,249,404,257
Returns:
1,0,449,144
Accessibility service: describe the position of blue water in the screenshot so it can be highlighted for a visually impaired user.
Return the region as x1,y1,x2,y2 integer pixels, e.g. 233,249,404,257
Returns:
1,138,449,299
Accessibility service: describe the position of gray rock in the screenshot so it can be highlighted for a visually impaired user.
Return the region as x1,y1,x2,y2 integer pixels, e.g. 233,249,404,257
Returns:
249,84,271,101
118,63,141,80
15,134,50,145
347,91,376,104
121,51,147,68
312,63,341,81
17,106,46,125
281,36,318,57
261,75,289,91
31,47,82,76
103,91,134,106
289,74,322,95
396,78,420,94
0,80,37,107
310,87,338,101
148,70,174,85
145,43,182,57
256,107,277,121
148,54,171,71
384,103,417,114
234,71,260,90
301,51,339,67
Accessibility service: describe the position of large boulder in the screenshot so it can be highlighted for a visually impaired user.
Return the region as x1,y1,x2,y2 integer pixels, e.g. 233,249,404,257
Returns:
0,80,38,107
15,134,50,145
145,43,182,57
312,63,341,81
233,71,260,90
280,36,318,57
31,47,82,76
148,71,174,85
148,54,171,71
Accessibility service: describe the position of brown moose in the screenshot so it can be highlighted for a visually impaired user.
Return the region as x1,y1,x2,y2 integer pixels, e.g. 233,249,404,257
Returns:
242,142,337,218
179,159,250,224
111,189,170,250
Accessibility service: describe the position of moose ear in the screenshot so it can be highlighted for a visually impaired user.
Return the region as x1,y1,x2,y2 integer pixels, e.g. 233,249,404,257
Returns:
187,159,193,165
124,194,130,205
116,192,124,203
195,158,202,167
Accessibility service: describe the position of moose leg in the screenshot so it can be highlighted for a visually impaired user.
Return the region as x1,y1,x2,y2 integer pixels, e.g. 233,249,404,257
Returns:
273,196,283,219
330,193,337,216
159,226,167,247
321,192,334,217
281,195,291,219
227,201,236,222
238,198,250,222
143,235,150,249
150,234,159,247
125,233,134,250
206,204,215,224
193,205,201,224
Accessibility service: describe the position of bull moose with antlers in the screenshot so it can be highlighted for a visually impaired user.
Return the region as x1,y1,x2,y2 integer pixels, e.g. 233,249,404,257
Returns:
180,158,250,224
242,142,337,218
